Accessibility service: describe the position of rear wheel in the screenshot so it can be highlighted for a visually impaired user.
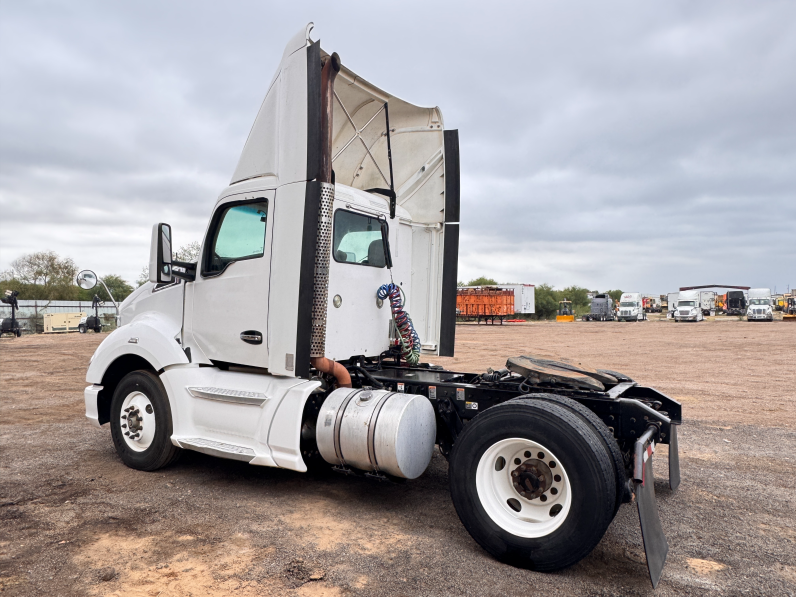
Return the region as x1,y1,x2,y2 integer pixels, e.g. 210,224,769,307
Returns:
449,400,615,571
110,371,181,471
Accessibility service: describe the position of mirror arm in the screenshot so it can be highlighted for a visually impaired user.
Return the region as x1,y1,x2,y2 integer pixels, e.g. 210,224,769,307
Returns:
171,260,197,282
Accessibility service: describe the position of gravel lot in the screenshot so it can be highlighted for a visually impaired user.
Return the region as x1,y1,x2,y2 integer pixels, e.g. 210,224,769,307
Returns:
1,319,795,596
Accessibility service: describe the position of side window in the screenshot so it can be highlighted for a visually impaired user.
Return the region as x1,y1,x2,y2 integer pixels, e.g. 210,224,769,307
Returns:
203,200,268,275
332,210,386,268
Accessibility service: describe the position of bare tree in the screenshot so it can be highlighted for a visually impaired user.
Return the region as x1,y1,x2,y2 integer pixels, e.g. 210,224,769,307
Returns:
10,251,78,286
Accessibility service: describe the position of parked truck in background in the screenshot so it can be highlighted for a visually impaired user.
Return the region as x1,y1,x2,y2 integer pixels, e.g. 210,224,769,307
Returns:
666,292,679,319
642,296,661,313
699,291,716,316
582,293,614,321
79,24,681,588
725,290,747,316
747,288,774,321
674,290,704,322
715,293,726,313
617,293,646,322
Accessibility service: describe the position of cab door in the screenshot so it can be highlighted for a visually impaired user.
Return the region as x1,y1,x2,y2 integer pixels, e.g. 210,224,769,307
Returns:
189,193,273,368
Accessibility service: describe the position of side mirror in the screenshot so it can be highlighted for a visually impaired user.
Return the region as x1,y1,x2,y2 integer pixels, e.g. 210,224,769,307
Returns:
149,223,173,284
76,270,98,290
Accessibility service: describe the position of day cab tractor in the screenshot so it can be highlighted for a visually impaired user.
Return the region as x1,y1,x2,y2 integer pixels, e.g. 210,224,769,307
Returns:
83,24,681,588
556,300,575,322
1,290,22,337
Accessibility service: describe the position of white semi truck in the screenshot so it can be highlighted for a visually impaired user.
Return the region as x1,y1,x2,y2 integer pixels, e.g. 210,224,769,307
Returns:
616,292,647,322
81,24,680,588
746,288,774,321
674,290,704,322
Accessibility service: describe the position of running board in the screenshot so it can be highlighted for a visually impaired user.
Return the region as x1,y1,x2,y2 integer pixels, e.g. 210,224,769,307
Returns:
634,426,669,589
177,437,256,462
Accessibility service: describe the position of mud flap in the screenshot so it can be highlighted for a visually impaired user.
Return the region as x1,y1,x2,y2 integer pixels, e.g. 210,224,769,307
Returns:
634,427,669,589
668,423,681,490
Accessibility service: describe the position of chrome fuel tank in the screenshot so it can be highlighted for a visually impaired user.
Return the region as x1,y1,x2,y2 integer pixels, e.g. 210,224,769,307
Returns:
316,388,436,479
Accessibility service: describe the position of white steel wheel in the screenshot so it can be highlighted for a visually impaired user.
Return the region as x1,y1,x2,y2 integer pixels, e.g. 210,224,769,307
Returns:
119,391,157,452
476,437,572,538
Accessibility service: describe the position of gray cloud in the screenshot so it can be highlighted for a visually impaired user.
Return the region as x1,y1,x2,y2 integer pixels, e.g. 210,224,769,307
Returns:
1,1,794,294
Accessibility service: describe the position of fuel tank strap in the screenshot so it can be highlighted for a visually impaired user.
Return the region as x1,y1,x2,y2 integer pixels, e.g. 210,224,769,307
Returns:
332,389,362,466
366,392,395,472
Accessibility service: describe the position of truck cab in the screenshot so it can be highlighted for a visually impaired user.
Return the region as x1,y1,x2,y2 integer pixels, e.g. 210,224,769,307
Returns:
746,288,774,321
674,290,704,322
617,292,646,322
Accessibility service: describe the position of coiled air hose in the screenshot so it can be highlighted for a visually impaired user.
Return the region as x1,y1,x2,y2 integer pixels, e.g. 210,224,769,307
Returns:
377,282,420,365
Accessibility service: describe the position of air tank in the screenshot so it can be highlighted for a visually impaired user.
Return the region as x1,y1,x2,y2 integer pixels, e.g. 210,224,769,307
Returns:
316,388,436,479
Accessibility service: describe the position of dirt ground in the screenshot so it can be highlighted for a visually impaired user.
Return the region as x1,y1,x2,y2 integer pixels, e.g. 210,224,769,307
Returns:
1,320,794,596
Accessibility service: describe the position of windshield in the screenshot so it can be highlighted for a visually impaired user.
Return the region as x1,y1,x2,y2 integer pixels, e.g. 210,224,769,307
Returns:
620,302,637,307
679,301,696,307
749,298,770,305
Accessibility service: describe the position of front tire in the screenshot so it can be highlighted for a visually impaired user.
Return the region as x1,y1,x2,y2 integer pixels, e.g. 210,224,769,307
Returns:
449,400,615,571
110,371,181,471
78,324,86,333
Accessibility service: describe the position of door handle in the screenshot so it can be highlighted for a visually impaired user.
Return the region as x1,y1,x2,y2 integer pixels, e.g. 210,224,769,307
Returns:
240,330,263,345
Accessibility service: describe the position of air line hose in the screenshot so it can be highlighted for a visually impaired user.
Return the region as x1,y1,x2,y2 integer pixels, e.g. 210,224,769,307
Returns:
377,283,420,365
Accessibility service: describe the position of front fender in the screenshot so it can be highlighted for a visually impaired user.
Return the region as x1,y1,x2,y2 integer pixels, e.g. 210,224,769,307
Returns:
86,312,188,384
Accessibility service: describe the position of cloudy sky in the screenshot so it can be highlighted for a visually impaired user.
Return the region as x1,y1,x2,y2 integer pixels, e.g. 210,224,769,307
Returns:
1,1,794,294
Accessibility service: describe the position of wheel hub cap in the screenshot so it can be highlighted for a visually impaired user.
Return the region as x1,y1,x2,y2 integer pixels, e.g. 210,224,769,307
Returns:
511,459,552,500
119,391,156,452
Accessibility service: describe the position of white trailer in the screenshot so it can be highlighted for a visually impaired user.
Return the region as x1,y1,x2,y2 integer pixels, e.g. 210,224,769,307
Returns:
747,288,773,321
667,292,679,319
699,291,716,316
80,24,681,588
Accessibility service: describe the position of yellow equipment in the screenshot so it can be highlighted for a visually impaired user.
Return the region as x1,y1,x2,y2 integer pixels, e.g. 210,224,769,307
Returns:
784,297,796,321
556,300,575,322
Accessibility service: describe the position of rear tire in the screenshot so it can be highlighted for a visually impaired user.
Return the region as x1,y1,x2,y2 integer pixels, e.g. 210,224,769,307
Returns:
110,371,181,471
449,400,615,571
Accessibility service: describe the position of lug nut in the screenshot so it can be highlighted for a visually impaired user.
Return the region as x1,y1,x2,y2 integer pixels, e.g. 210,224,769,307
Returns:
124,432,130,436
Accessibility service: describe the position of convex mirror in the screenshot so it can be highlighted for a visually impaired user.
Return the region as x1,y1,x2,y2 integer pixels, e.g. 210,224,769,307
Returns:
76,270,98,290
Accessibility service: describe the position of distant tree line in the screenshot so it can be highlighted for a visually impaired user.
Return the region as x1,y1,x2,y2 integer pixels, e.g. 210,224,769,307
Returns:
457,274,622,320
1,243,203,302
1,250,134,302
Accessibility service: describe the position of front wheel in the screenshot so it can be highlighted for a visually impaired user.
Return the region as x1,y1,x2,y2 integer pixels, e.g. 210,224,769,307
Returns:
78,324,86,333
110,371,181,471
449,400,615,571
